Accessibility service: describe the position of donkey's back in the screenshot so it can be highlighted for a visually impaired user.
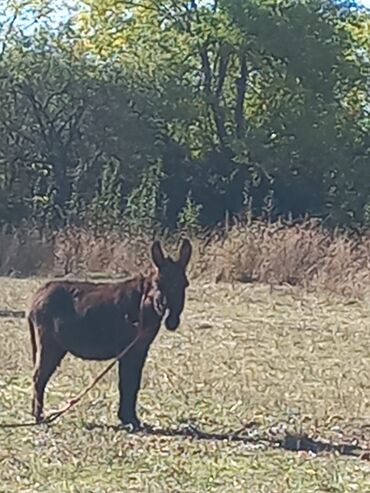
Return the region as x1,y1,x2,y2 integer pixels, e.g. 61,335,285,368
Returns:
27,277,144,361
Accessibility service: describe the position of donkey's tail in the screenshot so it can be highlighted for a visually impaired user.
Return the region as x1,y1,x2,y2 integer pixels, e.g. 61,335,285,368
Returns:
27,315,37,366
27,286,76,365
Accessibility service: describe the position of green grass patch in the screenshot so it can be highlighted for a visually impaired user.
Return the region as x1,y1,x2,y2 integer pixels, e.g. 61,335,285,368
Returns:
0,278,369,492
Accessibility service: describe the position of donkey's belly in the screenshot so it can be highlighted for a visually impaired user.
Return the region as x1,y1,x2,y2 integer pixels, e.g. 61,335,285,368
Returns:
67,343,128,361
54,318,135,361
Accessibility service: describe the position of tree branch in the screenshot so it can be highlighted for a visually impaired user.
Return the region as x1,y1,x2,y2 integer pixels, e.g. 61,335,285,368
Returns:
0,13,17,60
43,82,71,112
235,51,248,139
216,47,231,99
200,45,227,147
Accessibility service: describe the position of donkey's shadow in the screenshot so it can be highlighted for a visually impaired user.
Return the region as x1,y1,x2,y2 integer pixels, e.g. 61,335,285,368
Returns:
83,421,368,460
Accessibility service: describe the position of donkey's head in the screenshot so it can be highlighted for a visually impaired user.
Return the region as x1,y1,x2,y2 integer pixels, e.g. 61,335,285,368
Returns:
151,239,192,331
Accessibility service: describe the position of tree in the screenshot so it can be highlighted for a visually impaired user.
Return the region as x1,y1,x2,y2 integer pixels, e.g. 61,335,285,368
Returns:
71,0,370,224
0,0,369,228
0,38,157,227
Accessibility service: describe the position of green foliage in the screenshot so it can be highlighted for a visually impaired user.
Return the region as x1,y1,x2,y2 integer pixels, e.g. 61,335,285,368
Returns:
0,0,369,229
177,191,203,233
88,158,123,230
126,162,163,232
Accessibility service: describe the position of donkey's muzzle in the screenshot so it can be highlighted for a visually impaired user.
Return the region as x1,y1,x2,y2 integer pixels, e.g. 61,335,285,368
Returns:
165,314,180,331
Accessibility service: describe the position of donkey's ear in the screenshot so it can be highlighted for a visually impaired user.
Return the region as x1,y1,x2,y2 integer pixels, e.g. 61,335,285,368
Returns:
178,238,192,268
151,240,166,268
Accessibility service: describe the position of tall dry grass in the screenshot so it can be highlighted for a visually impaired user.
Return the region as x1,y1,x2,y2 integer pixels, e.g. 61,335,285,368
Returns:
203,219,370,297
0,227,54,277
1,220,370,297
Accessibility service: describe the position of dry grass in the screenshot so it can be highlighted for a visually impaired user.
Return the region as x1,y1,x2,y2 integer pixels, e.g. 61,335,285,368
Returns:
0,228,54,277
203,219,370,297
0,277,370,492
2,219,370,297
53,226,154,277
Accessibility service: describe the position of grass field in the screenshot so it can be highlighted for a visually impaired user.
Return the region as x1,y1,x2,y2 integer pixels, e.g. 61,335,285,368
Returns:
0,276,369,492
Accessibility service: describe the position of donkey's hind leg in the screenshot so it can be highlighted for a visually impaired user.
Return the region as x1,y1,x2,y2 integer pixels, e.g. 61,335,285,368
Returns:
32,332,66,423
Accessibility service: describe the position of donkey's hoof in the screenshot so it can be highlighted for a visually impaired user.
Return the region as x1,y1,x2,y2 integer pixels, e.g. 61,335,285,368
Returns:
119,418,141,433
34,412,45,424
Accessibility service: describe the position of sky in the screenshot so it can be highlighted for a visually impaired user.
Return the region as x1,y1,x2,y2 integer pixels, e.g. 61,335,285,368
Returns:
1,0,369,36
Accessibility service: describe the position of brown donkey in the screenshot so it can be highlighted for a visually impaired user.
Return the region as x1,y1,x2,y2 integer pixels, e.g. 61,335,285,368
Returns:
27,239,192,430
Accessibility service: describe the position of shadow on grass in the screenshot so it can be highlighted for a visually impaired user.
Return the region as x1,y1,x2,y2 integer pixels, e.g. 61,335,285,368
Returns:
83,421,370,461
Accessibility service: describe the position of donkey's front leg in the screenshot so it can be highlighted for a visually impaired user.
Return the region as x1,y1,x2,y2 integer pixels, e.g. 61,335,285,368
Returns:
118,346,149,431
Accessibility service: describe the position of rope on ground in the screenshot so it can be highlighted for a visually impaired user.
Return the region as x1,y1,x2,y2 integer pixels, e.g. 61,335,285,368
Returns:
0,309,25,318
